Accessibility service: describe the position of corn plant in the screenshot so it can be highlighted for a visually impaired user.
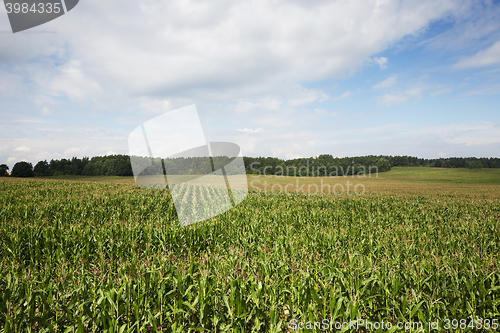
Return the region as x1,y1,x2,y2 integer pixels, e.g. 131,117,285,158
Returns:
0,178,499,332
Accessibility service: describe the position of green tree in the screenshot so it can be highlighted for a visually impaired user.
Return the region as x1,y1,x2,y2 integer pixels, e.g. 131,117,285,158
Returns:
11,161,34,177
466,160,483,169
0,164,9,177
34,160,52,176
376,158,391,172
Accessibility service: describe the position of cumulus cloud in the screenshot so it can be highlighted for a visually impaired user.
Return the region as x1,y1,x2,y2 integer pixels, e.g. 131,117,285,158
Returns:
3,0,499,163
0,0,461,100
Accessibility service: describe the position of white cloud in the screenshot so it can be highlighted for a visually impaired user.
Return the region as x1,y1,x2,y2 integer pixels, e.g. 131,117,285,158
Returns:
372,57,389,70
415,123,500,146
464,83,500,96
331,91,352,101
430,88,452,96
286,153,302,160
232,121,500,159
234,99,283,114
47,60,101,101
0,69,24,95
41,107,51,116
64,147,87,156
1,0,461,100
377,85,425,107
235,101,255,113
3,0,499,162
454,40,500,68
136,98,175,116
308,140,318,146
419,1,500,54
372,76,398,90
237,128,263,134
0,115,130,168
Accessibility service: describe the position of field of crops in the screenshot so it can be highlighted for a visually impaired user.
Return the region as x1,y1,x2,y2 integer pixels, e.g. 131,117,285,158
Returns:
1,176,499,332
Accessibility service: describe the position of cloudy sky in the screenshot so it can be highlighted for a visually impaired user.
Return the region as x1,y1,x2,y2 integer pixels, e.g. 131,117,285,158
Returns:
1,0,500,167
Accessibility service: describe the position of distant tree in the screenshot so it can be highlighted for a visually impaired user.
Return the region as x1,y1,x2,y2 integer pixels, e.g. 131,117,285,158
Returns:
376,158,391,172
0,164,9,177
11,161,34,177
466,160,483,169
34,160,52,176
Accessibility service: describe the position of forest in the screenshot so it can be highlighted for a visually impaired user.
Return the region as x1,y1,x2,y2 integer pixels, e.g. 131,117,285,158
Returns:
2,154,500,177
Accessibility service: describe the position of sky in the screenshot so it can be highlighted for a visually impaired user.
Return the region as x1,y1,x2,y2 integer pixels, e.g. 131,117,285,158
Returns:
1,0,500,168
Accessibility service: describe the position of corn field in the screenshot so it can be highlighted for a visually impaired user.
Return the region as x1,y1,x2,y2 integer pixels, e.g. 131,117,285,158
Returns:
0,178,499,332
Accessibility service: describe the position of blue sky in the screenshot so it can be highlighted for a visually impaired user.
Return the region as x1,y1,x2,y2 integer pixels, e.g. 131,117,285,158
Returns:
1,0,500,167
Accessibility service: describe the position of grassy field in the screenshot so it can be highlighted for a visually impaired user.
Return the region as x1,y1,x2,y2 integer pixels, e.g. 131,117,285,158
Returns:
1,168,499,332
375,167,500,184
246,167,500,198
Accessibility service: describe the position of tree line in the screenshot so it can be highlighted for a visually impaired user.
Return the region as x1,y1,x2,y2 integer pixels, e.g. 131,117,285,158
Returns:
1,154,500,178
0,155,133,178
243,155,500,176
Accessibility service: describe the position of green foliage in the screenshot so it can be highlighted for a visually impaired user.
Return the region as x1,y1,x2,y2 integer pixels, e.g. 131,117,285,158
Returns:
34,155,132,177
10,161,34,178
0,179,499,331
376,158,391,172
0,164,8,177
25,155,500,180
466,160,484,169
244,155,500,176
245,155,389,177
49,157,89,176
83,155,133,176
33,160,52,177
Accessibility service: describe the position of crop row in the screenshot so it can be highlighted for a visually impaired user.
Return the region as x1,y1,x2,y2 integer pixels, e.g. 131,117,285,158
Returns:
0,178,499,332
